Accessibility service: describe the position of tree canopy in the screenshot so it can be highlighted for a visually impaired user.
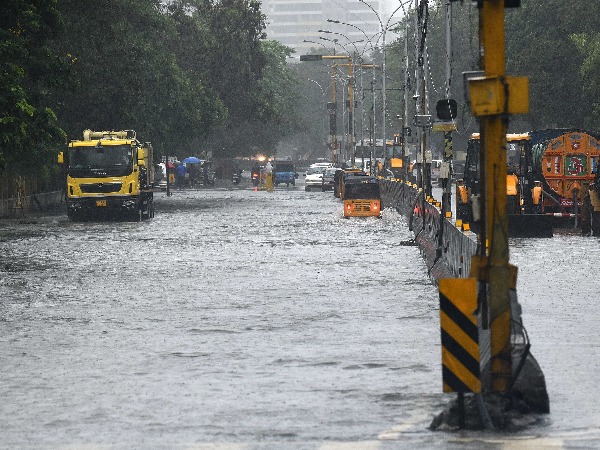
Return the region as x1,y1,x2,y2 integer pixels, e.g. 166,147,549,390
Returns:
0,0,66,174
4,0,600,185
367,0,600,157
1,0,302,180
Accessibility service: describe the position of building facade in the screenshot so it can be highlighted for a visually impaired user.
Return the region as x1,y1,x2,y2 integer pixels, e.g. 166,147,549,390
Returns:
262,0,390,55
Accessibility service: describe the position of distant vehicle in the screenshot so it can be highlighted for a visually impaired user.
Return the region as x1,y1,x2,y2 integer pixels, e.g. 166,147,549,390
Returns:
304,166,326,191
457,129,600,236
431,159,443,181
350,157,383,175
410,159,444,184
274,161,298,187
251,165,262,187
342,176,381,218
337,167,367,199
311,162,332,170
321,167,341,192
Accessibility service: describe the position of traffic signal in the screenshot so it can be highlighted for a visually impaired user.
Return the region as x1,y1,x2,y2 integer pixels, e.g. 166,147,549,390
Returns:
436,99,458,121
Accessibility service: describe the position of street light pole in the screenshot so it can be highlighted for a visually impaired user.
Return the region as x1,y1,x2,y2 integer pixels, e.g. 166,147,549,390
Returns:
300,53,353,166
319,31,366,167
356,1,405,170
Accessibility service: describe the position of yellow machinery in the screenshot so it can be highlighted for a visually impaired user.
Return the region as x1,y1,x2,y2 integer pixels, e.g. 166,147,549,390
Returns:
58,130,154,221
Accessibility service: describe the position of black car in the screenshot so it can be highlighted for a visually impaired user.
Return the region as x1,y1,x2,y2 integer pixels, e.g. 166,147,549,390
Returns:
321,167,341,191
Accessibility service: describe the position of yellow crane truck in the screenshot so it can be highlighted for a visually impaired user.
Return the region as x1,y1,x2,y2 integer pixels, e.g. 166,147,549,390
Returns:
58,130,154,221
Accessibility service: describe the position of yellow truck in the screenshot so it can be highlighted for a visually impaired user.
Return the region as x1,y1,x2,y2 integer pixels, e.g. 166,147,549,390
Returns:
58,130,154,221
342,176,381,218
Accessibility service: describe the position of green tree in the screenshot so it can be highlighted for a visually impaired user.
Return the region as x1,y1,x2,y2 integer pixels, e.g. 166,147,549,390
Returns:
0,0,66,174
505,1,600,130
50,0,225,156
571,32,600,130
383,0,600,158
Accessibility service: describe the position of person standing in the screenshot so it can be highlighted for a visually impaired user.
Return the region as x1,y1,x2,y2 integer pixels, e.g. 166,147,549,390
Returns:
265,160,274,192
175,162,186,189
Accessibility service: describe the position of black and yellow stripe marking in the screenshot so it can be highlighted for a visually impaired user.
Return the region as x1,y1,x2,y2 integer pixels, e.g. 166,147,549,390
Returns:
439,278,481,393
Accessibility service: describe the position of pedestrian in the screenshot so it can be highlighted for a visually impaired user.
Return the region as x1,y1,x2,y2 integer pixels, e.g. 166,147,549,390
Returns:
265,160,274,192
175,162,186,189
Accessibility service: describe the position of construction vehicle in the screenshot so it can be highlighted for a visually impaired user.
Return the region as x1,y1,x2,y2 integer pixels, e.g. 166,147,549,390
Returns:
58,130,155,221
457,133,550,236
456,129,600,236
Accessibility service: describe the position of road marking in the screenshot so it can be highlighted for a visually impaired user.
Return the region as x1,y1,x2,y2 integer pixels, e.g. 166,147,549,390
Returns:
378,412,431,439
449,436,565,448
183,444,246,450
318,441,380,450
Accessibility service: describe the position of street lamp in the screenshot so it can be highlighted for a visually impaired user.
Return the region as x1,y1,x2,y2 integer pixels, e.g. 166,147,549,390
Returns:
326,19,378,56
356,0,407,166
323,23,378,173
299,53,353,166
305,78,329,159
320,35,355,163
319,30,368,167
303,39,328,51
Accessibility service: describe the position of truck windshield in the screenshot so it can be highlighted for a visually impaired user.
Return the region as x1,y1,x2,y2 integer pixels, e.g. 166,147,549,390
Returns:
68,145,133,177
344,183,380,200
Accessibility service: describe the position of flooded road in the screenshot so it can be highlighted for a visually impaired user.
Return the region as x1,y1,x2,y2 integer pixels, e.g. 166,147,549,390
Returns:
1,177,600,449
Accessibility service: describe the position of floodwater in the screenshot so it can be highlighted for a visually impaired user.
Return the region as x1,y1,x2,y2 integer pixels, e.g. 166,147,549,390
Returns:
1,176,599,449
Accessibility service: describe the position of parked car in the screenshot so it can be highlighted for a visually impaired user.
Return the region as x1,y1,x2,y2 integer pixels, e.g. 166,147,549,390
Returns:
321,167,341,191
304,166,326,191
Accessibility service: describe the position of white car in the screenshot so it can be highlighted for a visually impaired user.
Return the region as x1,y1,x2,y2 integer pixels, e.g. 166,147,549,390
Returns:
310,162,332,170
304,166,325,191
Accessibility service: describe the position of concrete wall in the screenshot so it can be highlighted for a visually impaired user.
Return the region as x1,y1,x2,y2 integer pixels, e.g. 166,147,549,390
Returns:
380,179,478,284
0,191,64,218
381,178,549,412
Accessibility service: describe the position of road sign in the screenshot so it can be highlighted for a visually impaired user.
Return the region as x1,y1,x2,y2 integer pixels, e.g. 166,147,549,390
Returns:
439,278,481,393
300,54,323,61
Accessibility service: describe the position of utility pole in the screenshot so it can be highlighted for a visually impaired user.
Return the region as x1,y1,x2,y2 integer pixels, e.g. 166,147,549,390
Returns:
441,0,454,218
467,0,528,392
300,54,353,165
402,24,410,180
414,0,432,201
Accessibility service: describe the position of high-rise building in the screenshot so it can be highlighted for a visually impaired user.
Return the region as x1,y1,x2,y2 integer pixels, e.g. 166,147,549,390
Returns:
262,0,392,56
